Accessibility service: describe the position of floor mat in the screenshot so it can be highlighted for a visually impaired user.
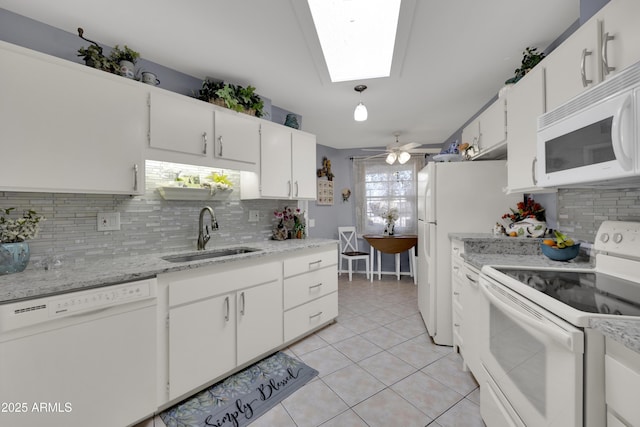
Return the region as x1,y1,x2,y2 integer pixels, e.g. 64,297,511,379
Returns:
160,351,318,427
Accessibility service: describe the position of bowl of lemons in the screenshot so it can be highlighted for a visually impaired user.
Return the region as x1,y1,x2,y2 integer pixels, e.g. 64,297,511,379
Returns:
541,231,580,261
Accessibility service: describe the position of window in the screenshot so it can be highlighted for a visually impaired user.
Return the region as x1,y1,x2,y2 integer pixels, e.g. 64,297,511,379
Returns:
353,157,423,235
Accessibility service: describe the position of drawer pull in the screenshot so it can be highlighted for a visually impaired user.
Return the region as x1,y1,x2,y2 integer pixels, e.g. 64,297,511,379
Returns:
239,291,245,315
309,311,323,319
224,296,230,321
309,283,323,290
465,274,478,284
453,291,460,296
308,260,322,269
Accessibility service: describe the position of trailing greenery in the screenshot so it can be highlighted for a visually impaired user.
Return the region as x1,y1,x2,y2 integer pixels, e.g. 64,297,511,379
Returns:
505,47,546,84
197,79,265,117
109,44,140,64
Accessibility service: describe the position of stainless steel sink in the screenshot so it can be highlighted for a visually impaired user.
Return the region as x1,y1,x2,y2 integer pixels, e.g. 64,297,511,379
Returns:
161,247,261,263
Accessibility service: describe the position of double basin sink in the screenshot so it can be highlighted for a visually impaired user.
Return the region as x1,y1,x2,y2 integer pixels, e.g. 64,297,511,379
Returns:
162,247,261,263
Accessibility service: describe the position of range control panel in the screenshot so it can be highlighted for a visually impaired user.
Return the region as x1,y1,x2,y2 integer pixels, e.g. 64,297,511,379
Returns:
594,221,640,258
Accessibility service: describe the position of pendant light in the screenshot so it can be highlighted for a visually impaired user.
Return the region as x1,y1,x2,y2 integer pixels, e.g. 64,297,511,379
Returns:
354,85,368,121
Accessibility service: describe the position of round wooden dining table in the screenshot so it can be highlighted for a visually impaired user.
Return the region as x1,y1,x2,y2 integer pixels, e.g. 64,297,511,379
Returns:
363,234,418,282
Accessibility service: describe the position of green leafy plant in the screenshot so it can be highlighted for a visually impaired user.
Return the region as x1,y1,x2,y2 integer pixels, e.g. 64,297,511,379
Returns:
197,79,265,117
505,47,546,84
77,44,119,73
215,84,243,112
197,79,225,102
0,208,45,243
109,44,140,64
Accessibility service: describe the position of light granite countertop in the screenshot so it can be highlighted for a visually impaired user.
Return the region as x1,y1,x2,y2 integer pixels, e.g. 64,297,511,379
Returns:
0,238,337,304
450,232,640,354
590,319,640,354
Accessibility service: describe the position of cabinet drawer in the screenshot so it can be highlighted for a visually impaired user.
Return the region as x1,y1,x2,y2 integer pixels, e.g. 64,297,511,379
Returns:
284,247,337,278
284,292,338,342
284,267,338,310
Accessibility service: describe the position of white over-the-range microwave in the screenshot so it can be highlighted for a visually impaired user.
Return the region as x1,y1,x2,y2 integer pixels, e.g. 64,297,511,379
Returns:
537,60,640,187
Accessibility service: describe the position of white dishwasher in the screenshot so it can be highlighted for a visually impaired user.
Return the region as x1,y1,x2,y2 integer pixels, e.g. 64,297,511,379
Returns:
0,278,157,427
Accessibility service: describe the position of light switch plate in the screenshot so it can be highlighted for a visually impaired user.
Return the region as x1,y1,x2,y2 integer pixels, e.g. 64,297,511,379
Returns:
248,210,260,222
309,218,315,227
97,212,121,231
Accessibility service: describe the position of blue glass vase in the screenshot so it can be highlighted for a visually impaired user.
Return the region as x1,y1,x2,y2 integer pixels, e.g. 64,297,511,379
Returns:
0,242,30,275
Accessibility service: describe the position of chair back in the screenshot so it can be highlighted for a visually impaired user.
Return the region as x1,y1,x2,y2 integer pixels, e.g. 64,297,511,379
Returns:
338,226,359,254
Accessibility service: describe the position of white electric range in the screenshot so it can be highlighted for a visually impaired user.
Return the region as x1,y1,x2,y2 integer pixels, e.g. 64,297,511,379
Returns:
478,221,640,427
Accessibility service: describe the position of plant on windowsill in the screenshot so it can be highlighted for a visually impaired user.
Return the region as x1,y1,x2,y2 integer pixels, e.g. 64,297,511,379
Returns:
0,208,45,275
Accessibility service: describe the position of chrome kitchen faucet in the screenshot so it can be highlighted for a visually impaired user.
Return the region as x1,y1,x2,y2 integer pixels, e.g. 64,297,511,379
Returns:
197,206,218,250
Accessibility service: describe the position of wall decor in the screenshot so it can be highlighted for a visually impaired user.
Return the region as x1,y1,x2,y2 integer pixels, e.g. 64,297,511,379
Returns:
317,156,334,181
341,188,351,202
317,180,334,205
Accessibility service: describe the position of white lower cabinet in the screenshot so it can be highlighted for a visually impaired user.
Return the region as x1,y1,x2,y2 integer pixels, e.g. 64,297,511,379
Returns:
283,246,338,342
157,244,338,406
162,259,282,401
605,337,640,426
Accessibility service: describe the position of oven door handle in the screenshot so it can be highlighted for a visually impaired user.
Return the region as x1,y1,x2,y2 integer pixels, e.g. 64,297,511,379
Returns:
480,281,579,353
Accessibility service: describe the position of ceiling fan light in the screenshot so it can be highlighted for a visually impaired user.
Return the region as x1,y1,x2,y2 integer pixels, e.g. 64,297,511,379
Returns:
398,151,411,164
385,152,397,164
354,102,368,121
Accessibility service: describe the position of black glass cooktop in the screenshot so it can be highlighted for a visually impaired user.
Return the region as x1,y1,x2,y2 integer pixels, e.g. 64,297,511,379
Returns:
495,268,640,316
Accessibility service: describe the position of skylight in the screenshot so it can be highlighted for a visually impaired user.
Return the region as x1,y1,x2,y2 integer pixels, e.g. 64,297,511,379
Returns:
307,0,401,83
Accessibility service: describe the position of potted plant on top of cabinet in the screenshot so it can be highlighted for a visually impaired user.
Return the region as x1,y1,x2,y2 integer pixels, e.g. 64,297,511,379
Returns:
505,47,546,84
109,45,140,79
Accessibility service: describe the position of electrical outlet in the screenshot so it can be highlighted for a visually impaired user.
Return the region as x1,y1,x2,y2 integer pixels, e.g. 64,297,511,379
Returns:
248,210,260,222
309,218,315,228
97,212,121,231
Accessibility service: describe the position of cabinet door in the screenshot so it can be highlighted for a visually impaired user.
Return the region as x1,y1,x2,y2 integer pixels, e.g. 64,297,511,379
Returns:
478,99,506,152
0,43,146,194
260,121,292,198
237,279,283,366
213,110,259,168
169,293,236,399
545,18,599,111
149,90,212,158
600,0,640,80
506,66,546,192
291,130,317,199
461,118,480,150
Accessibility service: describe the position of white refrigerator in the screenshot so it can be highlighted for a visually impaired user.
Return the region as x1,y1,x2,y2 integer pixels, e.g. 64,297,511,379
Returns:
417,160,520,346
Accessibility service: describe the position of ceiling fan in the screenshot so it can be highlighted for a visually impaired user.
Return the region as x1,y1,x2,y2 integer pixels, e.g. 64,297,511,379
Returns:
362,134,442,164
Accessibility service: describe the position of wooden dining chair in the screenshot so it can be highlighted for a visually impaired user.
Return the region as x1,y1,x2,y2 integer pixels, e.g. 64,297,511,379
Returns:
338,226,370,281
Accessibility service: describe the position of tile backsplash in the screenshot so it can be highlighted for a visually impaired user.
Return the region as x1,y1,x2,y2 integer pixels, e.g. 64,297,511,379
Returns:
557,187,640,242
0,161,289,269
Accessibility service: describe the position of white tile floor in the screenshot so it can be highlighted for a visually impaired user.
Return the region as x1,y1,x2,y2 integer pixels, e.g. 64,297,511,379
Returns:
139,274,485,427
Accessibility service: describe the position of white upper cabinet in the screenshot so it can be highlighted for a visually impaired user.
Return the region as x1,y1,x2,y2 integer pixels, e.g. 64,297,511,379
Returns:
0,41,146,195
147,89,213,165
599,0,640,81
545,18,600,111
213,109,260,172
291,130,317,199
546,0,640,111
505,66,550,193
241,122,316,200
462,99,506,160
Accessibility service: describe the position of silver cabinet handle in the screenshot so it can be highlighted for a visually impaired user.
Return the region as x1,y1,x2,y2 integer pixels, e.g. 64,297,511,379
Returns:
531,157,538,185
287,180,292,197
602,32,616,76
239,291,245,316
202,132,208,155
309,283,323,290
580,48,593,87
133,164,139,192
309,311,323,319
224,296,230,321
465,274,478,284
308,260,322,269
218,135,223,157
295,181,299,197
